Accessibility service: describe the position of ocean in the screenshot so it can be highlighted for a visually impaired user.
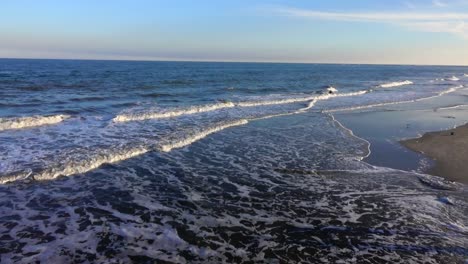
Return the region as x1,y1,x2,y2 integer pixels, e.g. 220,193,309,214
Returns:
1,59,468,263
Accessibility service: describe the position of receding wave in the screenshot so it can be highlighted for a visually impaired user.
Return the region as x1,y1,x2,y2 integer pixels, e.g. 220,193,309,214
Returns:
159,119,249,152
0,115,70,131
435,104,468,111
378,80,413,88
327,85,464,113
114,90,367,122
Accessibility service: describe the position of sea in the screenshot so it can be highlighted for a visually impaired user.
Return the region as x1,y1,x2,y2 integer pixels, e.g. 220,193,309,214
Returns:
0,59,468,263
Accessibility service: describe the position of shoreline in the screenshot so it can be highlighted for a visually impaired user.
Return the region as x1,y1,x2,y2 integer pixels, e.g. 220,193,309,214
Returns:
401,123,468,184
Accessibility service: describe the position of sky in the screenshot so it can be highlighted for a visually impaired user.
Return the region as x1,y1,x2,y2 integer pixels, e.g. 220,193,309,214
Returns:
1,0,468,65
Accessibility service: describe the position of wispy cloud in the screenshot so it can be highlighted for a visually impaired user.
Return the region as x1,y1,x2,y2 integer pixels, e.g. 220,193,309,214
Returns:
274,7,468,38
433,0,448,7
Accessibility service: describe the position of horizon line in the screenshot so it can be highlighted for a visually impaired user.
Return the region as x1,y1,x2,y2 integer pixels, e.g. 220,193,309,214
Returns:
1,56,467,67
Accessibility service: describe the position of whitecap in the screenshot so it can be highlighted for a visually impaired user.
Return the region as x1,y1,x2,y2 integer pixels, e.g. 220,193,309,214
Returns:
0,115,70,131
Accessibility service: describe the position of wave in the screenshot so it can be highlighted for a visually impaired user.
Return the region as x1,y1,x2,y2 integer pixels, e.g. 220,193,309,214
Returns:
0,147,150,184
159,119,249,152
435,104,468,111
0,115,70,132
378,80,413,88
326,85,464,113
445,76,460,81
113,102,236,122
0,120,251,183
114,90,368,123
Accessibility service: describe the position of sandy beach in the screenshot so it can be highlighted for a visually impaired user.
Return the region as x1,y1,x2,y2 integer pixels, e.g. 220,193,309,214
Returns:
401,123,468,184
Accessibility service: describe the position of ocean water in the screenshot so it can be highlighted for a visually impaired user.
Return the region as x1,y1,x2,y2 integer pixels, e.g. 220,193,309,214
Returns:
0,59,468,263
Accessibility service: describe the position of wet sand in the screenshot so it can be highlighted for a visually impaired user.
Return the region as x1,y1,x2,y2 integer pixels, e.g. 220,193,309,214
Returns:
401,123,468,184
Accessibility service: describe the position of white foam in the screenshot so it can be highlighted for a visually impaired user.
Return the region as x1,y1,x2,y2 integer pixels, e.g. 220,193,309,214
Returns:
464,73,468,77
159,119,249,152
297,99,318,112
0,120,251,183
113,91,368,122
0,147,149,184
378,80,413,88
435,104,468,111
237,90,366,108
445,76,460,81
327,85,464,113
325,86,338,94
1,90,370,183
113,102,236,122
329,114,371,160
0,115,70,131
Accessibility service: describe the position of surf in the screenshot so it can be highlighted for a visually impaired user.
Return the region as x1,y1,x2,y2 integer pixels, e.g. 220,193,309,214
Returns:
113,90,368,123
0,115,70,132
377,80,413,88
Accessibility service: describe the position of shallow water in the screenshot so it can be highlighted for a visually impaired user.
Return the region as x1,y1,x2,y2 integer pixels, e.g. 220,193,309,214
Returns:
1,60,468,263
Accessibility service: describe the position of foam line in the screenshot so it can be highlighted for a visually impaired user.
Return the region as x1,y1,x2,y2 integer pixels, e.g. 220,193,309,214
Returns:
445,76,460,81
378,81,413,88
0,147,149,184
326,85,464,113
159,119,249,152
112,102,236,122
328,114,372,160
0,115,70,131
113,91,367,122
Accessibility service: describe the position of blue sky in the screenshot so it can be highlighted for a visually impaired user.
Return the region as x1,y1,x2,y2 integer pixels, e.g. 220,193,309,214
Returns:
1,0,468,65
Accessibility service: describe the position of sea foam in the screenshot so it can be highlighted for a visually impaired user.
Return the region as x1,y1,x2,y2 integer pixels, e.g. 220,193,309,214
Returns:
0,115,70,131
0,120,251,183
113,102,236,122
159,119,249,152
0,147,150,184
113,90,367,122
445,76,460,81
378,80,413,88
326,85,464,113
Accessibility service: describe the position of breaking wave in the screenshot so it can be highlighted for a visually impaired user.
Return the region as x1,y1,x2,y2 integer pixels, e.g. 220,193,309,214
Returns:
445,76,460,81
159,119,249,152
0,120,252,184
0,115,70,132
0,147,150,184
113,101,236,122
378,80,413,88
113,90,368,122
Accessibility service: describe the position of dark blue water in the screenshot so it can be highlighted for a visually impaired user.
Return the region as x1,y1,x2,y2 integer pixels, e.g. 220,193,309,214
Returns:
1,59,468,263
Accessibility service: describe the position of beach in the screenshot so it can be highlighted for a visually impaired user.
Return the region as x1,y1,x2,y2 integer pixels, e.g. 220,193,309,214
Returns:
402,123,468,184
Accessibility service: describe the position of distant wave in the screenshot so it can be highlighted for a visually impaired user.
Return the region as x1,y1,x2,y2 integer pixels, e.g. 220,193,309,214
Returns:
326,85,464,113
159,119,249,152
114,90,367,123
378,80,413,88
0,115,70,132
464,74,468,77
445,76,460,81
